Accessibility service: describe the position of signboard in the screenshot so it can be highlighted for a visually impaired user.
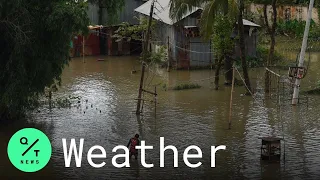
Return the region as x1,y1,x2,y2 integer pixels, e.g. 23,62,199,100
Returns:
288,67,307,79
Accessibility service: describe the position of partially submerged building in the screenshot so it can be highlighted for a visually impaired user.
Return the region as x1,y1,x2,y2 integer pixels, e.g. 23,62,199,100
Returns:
72,0,260,66
71,1,147,57
134,0,260,69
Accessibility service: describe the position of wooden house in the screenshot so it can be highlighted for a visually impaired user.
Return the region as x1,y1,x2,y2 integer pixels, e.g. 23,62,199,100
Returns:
135,0,260,69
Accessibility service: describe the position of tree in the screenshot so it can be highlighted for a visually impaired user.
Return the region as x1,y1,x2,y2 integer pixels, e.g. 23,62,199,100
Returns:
169,0,252,93
170,0,238,39
252,0,277,93
238,0,252,94
265,0,277,93
113,17,157,42
212,16,235,90
0,0,89,120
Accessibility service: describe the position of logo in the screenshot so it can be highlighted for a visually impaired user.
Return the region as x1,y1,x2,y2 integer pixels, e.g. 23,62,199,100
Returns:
7,128,52,172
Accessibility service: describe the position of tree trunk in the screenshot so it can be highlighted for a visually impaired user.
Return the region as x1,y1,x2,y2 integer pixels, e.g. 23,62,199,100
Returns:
98,0,106,55
269,0,277,63
223,4,232,85
264,0,277,93
238,0,252,95
215,56,223,90
224,55,233,85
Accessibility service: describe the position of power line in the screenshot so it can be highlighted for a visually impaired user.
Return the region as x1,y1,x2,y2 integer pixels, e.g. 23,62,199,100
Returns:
234,66,256,99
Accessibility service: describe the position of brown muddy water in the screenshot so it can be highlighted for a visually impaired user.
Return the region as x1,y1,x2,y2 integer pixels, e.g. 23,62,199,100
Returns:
1,54,320,180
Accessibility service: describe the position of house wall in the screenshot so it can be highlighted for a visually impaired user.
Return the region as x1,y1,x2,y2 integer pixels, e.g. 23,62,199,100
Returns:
88,3,99,24
88,0,145,25
233,26,259,59
189,38,212,67
250,3,319,24
174,11,214,69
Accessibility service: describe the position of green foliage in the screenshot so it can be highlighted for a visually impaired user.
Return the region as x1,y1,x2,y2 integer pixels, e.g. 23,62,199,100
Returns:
251,0,316,6
0,0,89,120
173,83,201,90
317,80,320,88
170,0,238,39
113,17,156,42
234,45,285,68
305,89,320,94
113,17,166,65
277,19,319,38
147,46,168,64
212,15,235,59
255,45,284,66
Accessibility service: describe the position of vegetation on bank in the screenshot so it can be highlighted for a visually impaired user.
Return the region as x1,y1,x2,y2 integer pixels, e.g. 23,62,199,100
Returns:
0,0,91,120
172,83,202,91
304,81,320,95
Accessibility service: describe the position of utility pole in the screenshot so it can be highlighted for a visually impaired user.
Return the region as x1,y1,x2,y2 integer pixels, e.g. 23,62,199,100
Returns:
136,0,155,115
292,0,314,105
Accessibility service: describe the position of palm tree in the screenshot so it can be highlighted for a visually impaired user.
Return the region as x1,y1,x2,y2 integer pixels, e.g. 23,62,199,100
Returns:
169,0,252,93
170,0,237,38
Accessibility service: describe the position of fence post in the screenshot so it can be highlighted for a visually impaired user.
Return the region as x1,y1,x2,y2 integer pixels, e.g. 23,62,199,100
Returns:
167,36,170,72
228,64,235,130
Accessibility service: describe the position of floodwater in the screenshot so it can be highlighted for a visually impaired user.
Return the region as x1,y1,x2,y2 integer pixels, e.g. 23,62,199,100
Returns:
1,53,320,180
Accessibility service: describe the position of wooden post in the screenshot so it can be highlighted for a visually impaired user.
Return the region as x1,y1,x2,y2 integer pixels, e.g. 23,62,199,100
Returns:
228,65,235,129
268,71,271,98
136,0,155,115
167,36,170,72
154,85,157,116
82,37,85,63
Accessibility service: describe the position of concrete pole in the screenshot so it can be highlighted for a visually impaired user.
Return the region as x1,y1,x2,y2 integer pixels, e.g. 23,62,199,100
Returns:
292,0,314,105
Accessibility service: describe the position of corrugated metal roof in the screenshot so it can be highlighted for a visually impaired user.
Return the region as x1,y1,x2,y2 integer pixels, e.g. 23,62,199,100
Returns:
242,19,261,27
135,0,260,27
134,0,200,25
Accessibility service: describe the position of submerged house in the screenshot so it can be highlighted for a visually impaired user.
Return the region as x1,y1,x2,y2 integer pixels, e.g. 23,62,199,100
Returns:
71,0,147,57
134,0,260,69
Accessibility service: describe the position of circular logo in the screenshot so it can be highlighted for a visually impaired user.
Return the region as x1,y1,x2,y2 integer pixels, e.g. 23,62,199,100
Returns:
7,128,52,172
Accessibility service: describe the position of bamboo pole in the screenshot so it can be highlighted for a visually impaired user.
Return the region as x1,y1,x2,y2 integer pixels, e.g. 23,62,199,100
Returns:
154,85,157,117
136,0,155,115
83,37,85,63
228,65,235,130
167,36,170,72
